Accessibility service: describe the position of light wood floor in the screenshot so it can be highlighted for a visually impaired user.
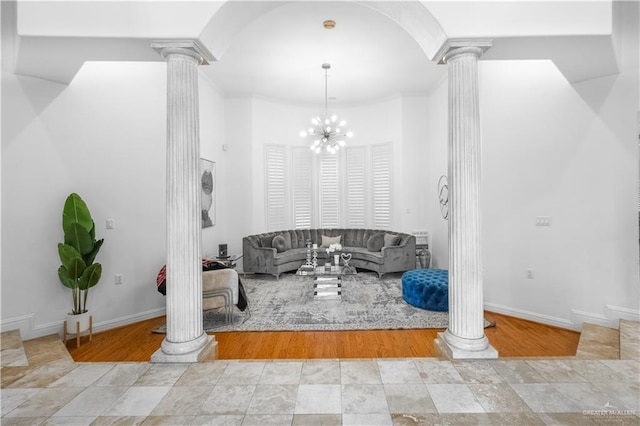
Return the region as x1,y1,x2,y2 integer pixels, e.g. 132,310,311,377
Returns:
65,311,580,362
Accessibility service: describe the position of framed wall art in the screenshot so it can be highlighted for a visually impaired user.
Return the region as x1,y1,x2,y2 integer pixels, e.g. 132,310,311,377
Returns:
200,158,215,228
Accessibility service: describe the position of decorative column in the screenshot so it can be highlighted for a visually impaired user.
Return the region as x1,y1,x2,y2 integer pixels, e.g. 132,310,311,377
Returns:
434,40,498,359
150,40,216,363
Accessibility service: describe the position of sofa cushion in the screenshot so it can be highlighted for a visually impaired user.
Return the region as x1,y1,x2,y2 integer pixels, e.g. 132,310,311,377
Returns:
347,247,384,264
272,235,287,253
294,230,306,248
260,235,274,248
367,232,385,252
321,234,342,247
384,233,401,247
343,229,361,248
274,248,308,265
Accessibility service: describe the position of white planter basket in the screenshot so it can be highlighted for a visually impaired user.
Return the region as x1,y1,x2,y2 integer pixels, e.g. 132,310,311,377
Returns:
64,311,93,347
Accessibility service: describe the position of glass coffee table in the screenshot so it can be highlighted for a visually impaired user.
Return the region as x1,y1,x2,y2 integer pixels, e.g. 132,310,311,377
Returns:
295,264,357,300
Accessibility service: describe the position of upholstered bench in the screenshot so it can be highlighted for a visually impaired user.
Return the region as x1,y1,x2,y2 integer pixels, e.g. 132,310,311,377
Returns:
402,269,449,312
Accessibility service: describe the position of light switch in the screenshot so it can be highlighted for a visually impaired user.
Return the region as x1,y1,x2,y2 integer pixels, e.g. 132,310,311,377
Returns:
106,219,115,229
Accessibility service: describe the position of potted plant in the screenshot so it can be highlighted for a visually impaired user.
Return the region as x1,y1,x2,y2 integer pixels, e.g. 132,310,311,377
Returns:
57,193,104,333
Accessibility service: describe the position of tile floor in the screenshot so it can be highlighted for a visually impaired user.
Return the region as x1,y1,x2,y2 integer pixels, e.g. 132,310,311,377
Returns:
2,354,640,424
2,324,639,426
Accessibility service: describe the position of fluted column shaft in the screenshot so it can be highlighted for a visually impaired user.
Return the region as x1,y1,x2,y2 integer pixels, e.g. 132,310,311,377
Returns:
151,41,215,362
436,42,497,359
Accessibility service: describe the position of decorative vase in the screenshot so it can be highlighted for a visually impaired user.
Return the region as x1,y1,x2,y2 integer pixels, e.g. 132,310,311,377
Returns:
65,311,91,334
334,254,340,266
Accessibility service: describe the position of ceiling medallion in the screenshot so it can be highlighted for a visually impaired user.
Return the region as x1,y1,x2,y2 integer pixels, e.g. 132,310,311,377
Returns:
323,20,336,29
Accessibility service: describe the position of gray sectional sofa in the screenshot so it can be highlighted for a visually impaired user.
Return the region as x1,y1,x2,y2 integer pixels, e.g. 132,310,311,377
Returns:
242,228,416,279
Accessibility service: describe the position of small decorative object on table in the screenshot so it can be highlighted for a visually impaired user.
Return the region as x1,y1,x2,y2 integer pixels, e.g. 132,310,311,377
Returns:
312,243,318,268
341,252,355,274
326,243,342,270
305,239,312,266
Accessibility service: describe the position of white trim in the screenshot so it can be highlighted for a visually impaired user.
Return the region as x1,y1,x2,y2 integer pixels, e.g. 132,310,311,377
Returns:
606,304,640,322
0,314,35,340
1,308,166,341
570,309,620,330
484,302,578,331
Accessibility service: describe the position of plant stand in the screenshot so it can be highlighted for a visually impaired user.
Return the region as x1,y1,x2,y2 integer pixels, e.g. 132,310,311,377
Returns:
63,315,93,348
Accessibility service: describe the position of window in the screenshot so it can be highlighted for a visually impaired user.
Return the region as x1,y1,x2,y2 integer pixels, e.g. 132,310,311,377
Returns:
345,146,367,227
291,147,313,229
264,143,393,229
264,144,286,231
319,153,340,227
372,143,393,228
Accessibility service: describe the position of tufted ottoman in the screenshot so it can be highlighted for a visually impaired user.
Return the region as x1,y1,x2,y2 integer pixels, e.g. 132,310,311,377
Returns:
402,269,449,312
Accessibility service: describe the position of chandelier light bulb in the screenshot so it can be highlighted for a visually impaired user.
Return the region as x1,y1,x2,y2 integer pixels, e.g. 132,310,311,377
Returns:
300,63,352,154
300,131,307,137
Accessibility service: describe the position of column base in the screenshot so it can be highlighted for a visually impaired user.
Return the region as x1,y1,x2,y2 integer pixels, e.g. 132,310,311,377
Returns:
151,334,217,363
435,332,498,360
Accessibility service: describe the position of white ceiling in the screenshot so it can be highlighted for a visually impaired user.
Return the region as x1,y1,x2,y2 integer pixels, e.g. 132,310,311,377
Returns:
204,1,446,105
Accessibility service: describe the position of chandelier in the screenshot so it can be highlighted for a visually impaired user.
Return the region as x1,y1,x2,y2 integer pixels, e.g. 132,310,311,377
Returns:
300,63,353,154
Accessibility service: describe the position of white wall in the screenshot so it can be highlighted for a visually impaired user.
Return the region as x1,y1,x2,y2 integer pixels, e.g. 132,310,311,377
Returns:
199,75,229,259
426,2,639,329
1,61,227,339
425,79,449,270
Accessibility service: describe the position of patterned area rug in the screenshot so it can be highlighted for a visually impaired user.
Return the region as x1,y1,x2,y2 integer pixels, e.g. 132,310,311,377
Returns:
154,271,470,333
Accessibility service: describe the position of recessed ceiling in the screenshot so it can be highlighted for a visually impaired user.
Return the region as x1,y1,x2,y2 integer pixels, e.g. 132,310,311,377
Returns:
204,1,445,105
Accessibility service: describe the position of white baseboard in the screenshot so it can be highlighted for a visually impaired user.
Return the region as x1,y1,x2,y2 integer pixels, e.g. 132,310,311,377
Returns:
0,314,36,340
570,309,620,330
1,308,166,341
484,302,579,331
605,304,640,322
484,302,639,332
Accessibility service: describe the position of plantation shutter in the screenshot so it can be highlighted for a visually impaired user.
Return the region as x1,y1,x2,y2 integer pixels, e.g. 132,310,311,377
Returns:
345,146,367,227
292,147,313,229
319,152,340,227
265,144,287,231
371,143,392,229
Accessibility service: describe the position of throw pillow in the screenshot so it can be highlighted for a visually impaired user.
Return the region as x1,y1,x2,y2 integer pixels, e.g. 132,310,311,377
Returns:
281,232,292,250
271,235,287,253
366,232,385,252
320,235,342,248
384,233,401,247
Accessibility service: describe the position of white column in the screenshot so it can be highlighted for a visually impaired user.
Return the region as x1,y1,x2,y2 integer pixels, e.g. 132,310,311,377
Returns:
151,40,217,363
434,40,498,359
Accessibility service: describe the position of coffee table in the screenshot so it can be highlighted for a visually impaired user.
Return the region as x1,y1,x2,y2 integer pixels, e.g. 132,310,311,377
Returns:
295,264,357,300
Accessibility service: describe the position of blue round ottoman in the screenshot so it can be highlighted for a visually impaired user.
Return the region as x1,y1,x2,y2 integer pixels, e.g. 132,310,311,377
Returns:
402,269,449,311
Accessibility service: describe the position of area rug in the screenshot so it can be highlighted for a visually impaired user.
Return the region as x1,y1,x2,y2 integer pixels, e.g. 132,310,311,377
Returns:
154,271,488,333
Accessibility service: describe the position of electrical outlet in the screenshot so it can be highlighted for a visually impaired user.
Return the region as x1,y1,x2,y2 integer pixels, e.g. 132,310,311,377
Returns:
526,269,534,279
535,216,551,226
115,274,123,285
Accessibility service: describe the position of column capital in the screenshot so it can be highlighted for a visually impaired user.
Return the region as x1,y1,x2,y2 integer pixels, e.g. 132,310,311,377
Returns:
151,39,215,65
434,39,493,64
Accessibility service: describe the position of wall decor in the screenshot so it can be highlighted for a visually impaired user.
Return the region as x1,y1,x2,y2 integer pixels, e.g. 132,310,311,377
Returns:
438,174,449,220
200,158,215,228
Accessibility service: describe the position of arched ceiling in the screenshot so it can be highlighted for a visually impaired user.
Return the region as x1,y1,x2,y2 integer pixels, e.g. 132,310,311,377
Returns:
5,0,620,103
202,1,445,105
